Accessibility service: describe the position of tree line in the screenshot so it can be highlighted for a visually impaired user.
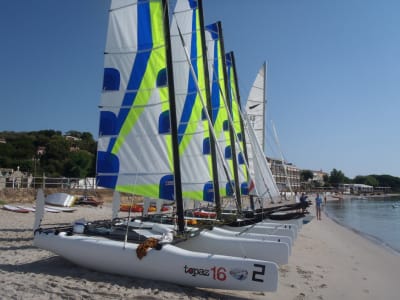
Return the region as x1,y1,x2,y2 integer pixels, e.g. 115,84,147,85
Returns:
1,130,400,192
0,130,96,178
300,168,400,192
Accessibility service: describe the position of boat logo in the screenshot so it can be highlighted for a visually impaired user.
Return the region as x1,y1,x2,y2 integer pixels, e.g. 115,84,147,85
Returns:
184,265,210,277
229,268,248,281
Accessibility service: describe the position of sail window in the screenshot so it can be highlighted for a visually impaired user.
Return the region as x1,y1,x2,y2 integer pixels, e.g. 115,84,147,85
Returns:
159,175,174,201
103,68,120,91
201,108,207,121
156,68,167,87
223,120,229,131
203,138,211,154
224,146,232,159
241,182,249,195
237,133,242,141
158,111,170,134
226,181,235,196
96,151,119,188
203,181,214,202
99,111,118,135
238,152,245,165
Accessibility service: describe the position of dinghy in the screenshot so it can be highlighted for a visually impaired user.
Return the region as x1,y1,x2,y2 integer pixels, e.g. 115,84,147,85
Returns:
45,192,75,207
3,205,30,213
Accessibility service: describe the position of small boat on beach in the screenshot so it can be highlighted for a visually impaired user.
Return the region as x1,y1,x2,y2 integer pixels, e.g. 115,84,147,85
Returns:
45,192,76,207
74,196,103,207
3,205,30,213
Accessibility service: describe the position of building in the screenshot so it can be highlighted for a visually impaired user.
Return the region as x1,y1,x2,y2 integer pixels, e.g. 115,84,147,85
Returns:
311,169,328,185
267,157,301,192
339,183,373,194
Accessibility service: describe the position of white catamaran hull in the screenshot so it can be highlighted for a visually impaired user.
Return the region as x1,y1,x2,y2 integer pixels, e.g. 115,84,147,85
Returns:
126,221,290,264
33,231,278,291
262,217,304,229
177,230,289,265
209,227,293,255
223,224,297,241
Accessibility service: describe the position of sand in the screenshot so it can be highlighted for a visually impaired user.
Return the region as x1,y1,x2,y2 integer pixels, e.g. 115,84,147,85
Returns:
1,197,400,299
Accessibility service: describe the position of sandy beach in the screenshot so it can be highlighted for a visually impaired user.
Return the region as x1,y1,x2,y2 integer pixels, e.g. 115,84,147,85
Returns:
1,196,400,299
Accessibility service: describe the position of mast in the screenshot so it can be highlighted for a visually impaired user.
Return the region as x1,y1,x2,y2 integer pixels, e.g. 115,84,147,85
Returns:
223,50,242,212
197,0,221,219
163,0,185,232
262,62,267,152
271,120,293,200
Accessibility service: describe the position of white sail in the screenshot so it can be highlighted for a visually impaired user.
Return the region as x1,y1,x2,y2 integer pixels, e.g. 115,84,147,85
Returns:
244,114,280,205
244,63,280,204
245,63,266,150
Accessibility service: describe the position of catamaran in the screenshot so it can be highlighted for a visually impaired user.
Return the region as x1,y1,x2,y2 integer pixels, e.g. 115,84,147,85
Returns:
33,0,280,291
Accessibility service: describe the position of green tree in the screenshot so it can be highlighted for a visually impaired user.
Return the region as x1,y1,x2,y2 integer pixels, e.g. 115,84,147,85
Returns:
300,170,314,182
329,168,347,187
323,174,329,186
63,151,94,178
354,175,379,187
364,176,379,187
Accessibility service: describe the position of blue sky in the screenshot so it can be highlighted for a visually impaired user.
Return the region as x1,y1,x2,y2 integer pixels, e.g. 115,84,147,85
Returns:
1,0,399,178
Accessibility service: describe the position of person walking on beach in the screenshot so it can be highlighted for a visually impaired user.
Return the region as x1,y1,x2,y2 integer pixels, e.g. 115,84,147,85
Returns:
315,193,323,220
299,192,308,212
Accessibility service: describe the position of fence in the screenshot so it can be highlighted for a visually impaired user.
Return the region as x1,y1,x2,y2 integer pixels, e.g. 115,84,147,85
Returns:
0,175,98,191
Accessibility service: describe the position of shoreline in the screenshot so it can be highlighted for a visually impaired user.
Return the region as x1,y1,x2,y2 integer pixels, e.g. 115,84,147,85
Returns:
1,200,400,299
324,206,400,256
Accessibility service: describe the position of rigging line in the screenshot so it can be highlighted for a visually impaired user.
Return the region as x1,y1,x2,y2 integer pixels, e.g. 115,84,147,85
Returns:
219,64,275,204
243,113,275,204
123,173,140,249
174,20,241,214
271,120,293,199
209,63,261,200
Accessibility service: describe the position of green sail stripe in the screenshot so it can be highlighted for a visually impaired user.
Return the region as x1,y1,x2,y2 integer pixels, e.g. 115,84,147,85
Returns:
183,190,204,201
179,11,207,157
113,2,166,155
229,65,248,182
116,184,160,199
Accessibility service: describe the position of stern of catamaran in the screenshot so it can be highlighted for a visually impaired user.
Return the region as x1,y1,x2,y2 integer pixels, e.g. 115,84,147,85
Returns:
33,189,45,233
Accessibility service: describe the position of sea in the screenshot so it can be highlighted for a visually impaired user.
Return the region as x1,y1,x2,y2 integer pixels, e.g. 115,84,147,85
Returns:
324,195,400,254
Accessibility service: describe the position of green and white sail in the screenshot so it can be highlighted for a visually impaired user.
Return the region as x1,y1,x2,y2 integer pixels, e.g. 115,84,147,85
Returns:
96,0,177,201
170,0,214,202
225,52,249,203
204,22,236,199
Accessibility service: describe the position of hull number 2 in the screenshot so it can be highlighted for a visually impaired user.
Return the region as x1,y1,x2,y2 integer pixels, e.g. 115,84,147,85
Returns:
184,264,266,282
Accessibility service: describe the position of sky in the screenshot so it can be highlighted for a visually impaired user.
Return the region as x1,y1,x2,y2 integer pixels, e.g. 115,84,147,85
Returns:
1,0,399,178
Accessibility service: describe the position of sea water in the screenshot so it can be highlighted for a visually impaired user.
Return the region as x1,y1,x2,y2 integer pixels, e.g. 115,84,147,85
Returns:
324,196,400,254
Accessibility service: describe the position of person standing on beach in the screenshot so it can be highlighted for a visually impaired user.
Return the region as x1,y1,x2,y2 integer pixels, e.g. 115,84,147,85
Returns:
315,193,323,220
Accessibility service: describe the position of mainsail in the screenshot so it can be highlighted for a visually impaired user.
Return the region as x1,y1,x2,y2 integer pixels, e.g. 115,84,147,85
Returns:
244,63,280,204
245,63,266,151
169,0,216,203
225,52,249,208
96,0,183,220
204,22,236,202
